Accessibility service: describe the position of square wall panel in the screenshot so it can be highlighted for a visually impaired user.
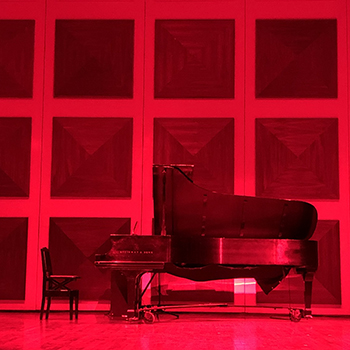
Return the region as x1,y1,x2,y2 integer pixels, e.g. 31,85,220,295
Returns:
0,117,31,197
154,20,235,99
0,20,35,98
54,20,134,98
255,19,337,98
255,118,339,199
0,218,28,300
154,118,234,194
51,117,133,198
49,217,130,301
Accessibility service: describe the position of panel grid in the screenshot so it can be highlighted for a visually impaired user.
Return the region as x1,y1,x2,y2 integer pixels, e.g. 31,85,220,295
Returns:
0,0,347,314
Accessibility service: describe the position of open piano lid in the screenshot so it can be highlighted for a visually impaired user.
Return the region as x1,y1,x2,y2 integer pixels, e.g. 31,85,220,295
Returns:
153,164,317,240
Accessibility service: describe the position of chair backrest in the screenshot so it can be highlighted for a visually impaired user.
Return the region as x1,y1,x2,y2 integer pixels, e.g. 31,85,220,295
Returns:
41,247,53,279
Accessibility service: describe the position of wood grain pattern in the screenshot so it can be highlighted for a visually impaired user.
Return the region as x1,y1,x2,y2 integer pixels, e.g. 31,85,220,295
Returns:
0,218,27,300
51,117,133,198
0,117,31,197
154,20,235,98
3,313,350,349
154,118,234,194
256,19,337,98
54,20,134,98
256,118,339,199
49,217,130,301
0,20,35,98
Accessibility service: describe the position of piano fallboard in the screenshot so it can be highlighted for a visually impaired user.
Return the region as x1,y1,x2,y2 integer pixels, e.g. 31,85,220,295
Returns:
101,234,171,263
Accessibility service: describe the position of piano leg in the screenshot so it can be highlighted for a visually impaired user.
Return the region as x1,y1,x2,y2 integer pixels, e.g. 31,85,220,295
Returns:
110,270,144,319
303,271,314,317
110,270,127,318
296,268,315,317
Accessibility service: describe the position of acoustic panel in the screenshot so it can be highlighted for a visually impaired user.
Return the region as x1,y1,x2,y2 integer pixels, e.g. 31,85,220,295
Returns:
256,19,337,98
0,218,28,300
257,220,341,305
0,117,31,197
255,118,339,199
54,20,134,98
51,117,133,198
0,20,35,98
154,118,234,194
154,20,235,99
49,217,130,301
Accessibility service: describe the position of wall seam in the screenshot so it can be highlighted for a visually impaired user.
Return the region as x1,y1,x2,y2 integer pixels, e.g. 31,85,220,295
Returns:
34,0,49,310
140,0,147,235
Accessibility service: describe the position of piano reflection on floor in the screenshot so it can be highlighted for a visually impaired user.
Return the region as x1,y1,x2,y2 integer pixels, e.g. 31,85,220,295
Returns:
95,165,318,322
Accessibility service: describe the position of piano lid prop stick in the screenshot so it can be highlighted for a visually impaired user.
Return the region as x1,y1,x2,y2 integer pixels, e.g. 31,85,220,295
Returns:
132,221,139,235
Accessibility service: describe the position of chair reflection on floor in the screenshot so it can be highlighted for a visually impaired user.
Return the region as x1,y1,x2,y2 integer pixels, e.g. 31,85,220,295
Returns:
40,247,80,320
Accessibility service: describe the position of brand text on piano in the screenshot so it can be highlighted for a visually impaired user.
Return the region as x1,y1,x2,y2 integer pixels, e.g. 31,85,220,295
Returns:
116,250,154,255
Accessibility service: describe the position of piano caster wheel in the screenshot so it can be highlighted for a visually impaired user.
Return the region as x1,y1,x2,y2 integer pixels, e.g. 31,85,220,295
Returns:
289,309,303,322
143,311,156,324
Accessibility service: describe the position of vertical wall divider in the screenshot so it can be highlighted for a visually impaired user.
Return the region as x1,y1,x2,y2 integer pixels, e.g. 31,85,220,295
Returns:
140,0,148,236
34,0,49,310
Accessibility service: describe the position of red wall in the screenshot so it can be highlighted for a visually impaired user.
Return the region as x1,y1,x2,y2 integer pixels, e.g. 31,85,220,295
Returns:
0,0,348,314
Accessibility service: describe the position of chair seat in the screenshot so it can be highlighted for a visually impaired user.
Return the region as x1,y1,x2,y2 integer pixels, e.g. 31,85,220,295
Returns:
50,275,79,279
44,289,79,297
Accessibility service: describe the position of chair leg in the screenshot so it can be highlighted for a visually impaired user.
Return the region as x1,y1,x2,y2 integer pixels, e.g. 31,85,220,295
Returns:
75,294,79,319
46,297,51,319
69,294,74,320
40,296,45,320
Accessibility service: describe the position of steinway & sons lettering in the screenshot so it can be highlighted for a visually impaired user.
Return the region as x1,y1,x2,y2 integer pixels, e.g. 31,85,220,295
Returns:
117,250,154,255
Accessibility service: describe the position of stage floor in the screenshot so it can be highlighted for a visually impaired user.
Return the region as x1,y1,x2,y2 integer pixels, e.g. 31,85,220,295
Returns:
0,312,349,349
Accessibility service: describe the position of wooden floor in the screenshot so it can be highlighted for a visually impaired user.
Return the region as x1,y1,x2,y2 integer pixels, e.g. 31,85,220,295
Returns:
0,312,350,350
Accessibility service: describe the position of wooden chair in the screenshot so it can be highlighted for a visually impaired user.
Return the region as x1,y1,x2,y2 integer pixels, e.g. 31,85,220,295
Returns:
40,247,80,320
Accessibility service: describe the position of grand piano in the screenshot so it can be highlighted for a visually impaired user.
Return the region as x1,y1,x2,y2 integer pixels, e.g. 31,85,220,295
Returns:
95,165,318,322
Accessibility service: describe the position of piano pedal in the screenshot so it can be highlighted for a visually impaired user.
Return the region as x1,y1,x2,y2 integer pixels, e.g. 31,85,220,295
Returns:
289,308,303,322
123,315,143,323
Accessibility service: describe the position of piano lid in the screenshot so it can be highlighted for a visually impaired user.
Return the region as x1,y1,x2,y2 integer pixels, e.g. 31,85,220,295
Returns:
153,165,317,240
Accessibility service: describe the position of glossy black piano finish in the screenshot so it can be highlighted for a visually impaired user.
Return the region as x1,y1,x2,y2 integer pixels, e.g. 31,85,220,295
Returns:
170,237,317,267
153,165,317,240
95,165,318,320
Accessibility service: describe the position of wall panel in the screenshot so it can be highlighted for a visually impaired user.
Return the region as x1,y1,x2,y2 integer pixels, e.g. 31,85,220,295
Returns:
0,118,32,197
154,118,234,193
154,19,235,99
246,0,349,314
141,0,244,304
0,1,45,309
0,20,35,98
255,118,339,199
255,19,337,98
0,218,28,300
36,0,145,310
51,117,133,198
49,217,130,301
54,20,134,98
